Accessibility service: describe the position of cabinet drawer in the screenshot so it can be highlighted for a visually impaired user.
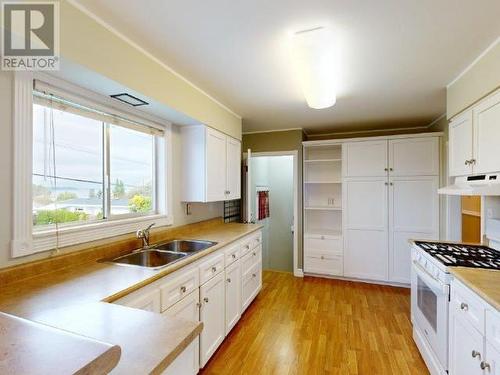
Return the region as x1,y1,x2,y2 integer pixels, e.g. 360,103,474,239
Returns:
199,252,225,285
162,289,200,322
304,252,343,276
250,232,262,250
241,245,261,276
224,242,240,267
451,280,485,334
160,268,199,311
240,236,253,257
242,262,261,312
487,309,500,353
116,288,162,313
305,236,342,254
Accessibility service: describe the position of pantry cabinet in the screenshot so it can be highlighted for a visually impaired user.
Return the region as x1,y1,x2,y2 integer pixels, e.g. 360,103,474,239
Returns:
343,140,388,177
181,125,241,202
448,88,500,177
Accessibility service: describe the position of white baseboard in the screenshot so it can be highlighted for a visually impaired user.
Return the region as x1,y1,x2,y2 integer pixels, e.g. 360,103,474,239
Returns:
303,273,410,288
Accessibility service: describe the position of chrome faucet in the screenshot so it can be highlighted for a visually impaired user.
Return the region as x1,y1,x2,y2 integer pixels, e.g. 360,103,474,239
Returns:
136,223,155,249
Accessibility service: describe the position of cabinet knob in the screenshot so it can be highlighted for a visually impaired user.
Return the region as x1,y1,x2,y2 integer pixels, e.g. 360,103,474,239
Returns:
225,190,230,195
231,254,236,259
211,266,217,273
252,273,256,278
465,160,470,165
321,235,325,240
472,350,481,359
385,182,389,186
246,245,250,249
227,278,231,283
196,302,202,308
389,167,393,171
470,159,476,165
384,168,388,172
461,302,469,311
204,297,209,303
180,286,187,293
480,361,491,371
389,182,393,186
320,256,325,260
253,251,256,256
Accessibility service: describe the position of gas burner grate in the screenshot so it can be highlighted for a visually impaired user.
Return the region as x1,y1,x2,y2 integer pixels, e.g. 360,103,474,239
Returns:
415,241,500,270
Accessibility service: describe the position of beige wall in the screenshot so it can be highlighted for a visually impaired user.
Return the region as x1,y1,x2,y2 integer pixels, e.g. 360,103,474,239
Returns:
447,40,500,119
242,129,305,270
0,71,222,269
60,1,241,139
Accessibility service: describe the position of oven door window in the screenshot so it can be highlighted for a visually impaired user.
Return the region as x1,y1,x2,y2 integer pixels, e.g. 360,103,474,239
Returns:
417,276,437,332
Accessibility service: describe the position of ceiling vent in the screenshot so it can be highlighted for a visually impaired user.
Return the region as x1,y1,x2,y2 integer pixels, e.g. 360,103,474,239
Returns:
110,93,149,107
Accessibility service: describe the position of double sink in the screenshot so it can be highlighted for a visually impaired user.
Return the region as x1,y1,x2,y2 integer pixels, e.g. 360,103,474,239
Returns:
104,240,218,270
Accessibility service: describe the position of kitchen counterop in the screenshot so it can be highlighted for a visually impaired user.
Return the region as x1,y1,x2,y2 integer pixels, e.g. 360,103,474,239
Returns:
449,267,500,311
0,312,121,375
0,221,262,374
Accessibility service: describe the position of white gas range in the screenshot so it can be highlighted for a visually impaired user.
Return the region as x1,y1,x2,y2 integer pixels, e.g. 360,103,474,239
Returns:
410,241,500,375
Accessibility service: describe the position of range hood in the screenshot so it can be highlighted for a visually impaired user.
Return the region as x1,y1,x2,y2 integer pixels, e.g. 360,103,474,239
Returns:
438,173,500,196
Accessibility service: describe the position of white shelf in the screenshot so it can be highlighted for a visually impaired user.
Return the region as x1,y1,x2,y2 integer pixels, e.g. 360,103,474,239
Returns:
304,159,341,163
304,180,342,184
304,229,342,238
305,206,342,211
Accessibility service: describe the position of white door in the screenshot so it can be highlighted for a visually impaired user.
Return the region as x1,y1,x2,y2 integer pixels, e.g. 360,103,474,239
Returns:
449,314,484,375
389,176,439,284
225,260,241,335
486,342,500,375
206,127,227,201
344,177,389,281
343,140,388,177
162,290,200,373
226,137,241,200
473,90,500,174
389,137,439,176
199,272,225,367
449,110,473,176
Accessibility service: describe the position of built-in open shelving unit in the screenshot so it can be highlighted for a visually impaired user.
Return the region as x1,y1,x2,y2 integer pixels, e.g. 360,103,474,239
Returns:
303,142,344,276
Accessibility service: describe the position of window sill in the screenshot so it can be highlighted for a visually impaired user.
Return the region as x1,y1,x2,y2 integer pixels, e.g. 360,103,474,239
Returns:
31,214,173,254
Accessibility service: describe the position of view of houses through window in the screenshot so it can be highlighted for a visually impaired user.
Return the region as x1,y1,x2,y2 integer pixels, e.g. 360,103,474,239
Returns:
32,100,156,229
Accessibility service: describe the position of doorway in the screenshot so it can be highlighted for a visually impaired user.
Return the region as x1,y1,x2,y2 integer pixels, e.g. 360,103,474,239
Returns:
243,151,298,274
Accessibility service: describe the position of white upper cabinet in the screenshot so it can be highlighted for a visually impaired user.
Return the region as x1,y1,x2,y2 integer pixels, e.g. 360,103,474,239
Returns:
448,88,500,177
389,137,439,176
226,136,242,200
343,140,388,177
449,111,473,176
473,90,500,174
181,125,241,202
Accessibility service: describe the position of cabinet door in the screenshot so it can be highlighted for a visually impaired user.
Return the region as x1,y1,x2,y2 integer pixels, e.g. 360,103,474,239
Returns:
226,137,241,200
486,341,500,375
344,178,389,281
206,127,227,202
199,272,225,367
473,90,500,174
343,140,388,177
388,137,439,176
449,111,473,176
115,289,161,313
225,260,241,335
388,176,439,284
449,313,484,375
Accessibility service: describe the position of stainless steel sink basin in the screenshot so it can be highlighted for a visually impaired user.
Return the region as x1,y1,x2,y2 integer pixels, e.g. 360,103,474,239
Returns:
154,239,217,253
108,249,187,269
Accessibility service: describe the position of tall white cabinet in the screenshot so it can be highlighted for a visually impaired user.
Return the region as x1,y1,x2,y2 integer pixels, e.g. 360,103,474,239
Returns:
303,133,440,284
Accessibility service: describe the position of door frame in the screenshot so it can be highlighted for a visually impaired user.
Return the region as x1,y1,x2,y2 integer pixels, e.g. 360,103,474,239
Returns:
243,150,300,277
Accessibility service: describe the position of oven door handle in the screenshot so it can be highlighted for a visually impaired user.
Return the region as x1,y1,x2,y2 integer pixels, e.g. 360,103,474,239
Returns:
412,260,449,295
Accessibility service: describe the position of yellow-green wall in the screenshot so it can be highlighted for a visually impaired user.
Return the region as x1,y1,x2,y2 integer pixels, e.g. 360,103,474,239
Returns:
447,40,500,119
60,1,241,139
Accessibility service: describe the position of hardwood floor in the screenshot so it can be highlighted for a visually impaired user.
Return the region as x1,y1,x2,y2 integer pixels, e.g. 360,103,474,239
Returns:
200,270,428,374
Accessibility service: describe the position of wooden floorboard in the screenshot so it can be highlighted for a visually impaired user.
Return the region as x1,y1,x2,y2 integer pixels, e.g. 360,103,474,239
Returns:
200,270,429,374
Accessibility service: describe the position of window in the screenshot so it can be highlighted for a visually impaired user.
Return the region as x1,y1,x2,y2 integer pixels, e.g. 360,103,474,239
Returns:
9,73,172,258
32,95,159,231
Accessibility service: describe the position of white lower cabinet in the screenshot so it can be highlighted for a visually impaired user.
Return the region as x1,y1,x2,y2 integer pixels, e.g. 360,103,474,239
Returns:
113,230,263,372
199,272,225,367
225,260,241,335
449,279,500,375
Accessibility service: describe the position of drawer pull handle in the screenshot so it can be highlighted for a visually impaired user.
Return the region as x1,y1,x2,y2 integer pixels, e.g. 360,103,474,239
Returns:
460,302,469,311
196,302,202,308
253,252,256,256
180,286,187,293
212,266,217,273
321,256,325,260
204,297,209,303
252,273,256,278
246,245,250,249
321,235,325,240
480,361,491,371
472,350,481,359
227,278,231,283
232,254,236,259
384,168,388,171
256,238,260,242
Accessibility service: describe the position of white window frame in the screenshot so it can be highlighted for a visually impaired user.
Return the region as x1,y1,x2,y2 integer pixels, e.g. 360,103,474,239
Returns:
11,71,173,257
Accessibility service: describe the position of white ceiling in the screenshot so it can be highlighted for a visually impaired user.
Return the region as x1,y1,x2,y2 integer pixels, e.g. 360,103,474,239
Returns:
73,0,500,135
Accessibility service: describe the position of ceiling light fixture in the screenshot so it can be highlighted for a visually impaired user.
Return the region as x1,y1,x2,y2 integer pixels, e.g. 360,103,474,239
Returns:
292,27,336,109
